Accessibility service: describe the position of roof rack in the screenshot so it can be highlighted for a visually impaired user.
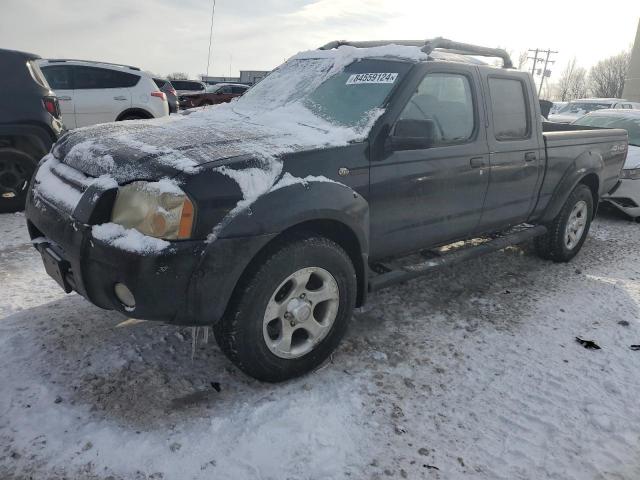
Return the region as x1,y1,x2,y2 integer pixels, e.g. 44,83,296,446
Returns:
44,59,141,71
319,37,513,69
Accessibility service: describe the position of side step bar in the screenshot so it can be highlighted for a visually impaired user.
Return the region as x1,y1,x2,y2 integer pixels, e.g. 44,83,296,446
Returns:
368,225,547,292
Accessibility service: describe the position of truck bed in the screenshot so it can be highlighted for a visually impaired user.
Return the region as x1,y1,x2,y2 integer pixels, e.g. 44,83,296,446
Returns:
534,123,628,217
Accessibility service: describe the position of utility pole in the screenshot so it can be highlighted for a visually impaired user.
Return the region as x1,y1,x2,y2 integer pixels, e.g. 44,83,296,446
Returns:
205,0,217,77
528,48,557,98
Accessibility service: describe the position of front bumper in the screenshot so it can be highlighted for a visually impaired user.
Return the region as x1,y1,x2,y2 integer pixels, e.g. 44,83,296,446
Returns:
602,179,640,218
26,191,275,325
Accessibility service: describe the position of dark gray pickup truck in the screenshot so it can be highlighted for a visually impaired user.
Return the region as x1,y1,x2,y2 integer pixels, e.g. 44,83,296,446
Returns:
25,38,628,382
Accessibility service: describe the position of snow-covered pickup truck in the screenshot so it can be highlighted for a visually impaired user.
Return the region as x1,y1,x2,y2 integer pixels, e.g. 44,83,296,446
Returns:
25,38,628,382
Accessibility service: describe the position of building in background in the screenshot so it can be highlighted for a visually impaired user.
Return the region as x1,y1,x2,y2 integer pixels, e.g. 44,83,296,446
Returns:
201,70,270,86
623,19,640,102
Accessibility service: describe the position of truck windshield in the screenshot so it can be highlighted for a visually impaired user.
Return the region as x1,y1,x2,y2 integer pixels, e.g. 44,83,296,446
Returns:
234,58,411,129
574,115,640,146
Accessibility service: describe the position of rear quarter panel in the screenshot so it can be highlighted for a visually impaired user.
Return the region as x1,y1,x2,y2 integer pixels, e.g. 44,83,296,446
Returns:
532,128,628,222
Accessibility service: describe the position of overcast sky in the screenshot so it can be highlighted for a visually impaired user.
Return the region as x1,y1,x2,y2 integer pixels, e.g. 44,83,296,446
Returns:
1,0,638,80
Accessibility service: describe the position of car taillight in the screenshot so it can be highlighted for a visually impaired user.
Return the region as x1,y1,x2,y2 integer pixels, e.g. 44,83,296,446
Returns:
151,91,166,101
42,96,60,119
168,88,177,96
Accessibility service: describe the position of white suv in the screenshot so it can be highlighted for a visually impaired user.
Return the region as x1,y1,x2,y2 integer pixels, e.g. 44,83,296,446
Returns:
38,59,169,129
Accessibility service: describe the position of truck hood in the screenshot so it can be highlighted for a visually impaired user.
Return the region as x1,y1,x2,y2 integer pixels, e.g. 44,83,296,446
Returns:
53,117,286,183
52,102,378,184
624,145,640,170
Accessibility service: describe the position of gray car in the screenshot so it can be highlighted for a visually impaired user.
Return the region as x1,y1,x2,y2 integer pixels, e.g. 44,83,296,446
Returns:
573,109,640,220
153,78,178,114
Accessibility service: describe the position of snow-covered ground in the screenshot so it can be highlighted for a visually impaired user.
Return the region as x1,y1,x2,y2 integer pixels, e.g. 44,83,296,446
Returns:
2,210,640,479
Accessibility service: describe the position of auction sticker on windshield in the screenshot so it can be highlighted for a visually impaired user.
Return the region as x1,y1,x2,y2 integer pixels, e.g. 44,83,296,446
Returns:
346,73,398,85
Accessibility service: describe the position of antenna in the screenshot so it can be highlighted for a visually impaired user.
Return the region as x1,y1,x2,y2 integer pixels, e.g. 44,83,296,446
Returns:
205,0,216,77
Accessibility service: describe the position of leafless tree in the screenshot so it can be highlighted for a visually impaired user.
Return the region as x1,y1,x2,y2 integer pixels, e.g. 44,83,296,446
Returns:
556,58,588,101
167,72,189,81
588,50,631,98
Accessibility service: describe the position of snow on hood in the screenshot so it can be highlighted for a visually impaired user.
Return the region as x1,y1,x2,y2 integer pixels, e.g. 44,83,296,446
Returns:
53,44,420,183
624,145,640,170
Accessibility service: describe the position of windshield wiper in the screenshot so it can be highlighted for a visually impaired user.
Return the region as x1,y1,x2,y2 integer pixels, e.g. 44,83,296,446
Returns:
295,121,331,134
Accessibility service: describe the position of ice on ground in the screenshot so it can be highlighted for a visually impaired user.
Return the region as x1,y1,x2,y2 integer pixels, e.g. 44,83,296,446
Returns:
3,211,640,479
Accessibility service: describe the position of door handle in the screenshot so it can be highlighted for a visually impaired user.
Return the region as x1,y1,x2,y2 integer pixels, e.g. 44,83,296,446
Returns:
58,96,72,101
113,96,127,101
470,157,487,168
524,151,537,162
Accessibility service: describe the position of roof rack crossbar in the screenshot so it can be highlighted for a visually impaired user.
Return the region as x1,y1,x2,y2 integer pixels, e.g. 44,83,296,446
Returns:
319,37,513,69
44,59,141,71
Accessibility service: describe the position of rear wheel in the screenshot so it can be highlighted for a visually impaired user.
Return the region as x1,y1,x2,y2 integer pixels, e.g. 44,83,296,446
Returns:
535,184,593,262
0,148,37,213
213,234,357,382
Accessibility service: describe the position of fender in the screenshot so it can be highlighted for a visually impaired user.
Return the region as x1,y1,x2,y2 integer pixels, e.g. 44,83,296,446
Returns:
184,180,370,325
539,149,603,223
218,180,369,251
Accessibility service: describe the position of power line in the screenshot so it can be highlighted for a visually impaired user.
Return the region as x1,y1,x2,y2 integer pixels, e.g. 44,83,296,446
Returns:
205,0,217,77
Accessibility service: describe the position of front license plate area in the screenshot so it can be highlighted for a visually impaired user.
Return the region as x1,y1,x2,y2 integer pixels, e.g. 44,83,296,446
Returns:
39,245,72,293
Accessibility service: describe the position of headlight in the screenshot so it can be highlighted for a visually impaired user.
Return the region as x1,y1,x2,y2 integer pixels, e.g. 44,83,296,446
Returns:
111,180,194,239
620,168,640,180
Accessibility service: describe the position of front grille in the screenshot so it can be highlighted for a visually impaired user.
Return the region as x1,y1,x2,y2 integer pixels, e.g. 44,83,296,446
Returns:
33,158,95,214
50,161,92,193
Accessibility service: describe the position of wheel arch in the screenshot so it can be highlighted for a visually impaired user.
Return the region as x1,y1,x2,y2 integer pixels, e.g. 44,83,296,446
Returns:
116,108,154,121
540,150,603,223
249,218,368,308
579,172,599,218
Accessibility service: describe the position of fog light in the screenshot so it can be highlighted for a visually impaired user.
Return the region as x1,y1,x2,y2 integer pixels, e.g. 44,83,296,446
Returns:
114,283,136,309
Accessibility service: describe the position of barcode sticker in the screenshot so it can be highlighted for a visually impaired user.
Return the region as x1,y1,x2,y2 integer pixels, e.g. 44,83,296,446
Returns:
346,73,398,85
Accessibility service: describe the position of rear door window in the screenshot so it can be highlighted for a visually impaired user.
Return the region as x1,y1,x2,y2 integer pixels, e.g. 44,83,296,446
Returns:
488,77,530,140
231,86,247,94
41,65,73,90
73,66,140,89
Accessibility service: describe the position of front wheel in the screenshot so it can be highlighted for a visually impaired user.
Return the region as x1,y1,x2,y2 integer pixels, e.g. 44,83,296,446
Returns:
535,183,594,262
213,234,357,382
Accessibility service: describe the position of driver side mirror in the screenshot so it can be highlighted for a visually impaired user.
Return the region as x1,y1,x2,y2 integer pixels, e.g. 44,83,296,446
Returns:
386,119,436,151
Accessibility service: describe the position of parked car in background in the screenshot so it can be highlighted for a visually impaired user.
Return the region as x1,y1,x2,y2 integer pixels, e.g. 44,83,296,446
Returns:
573,109,640,220
171,80,207,95
549,101,567,115
25,38,627,382
153,78,178,114
179,82,249,109
38,59,169,128
0,48,65,213
549,98,638,123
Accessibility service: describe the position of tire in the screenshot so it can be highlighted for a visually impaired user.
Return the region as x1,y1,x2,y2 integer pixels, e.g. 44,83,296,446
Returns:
213,233,357,382
535,183,594,262
0,148,37,214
